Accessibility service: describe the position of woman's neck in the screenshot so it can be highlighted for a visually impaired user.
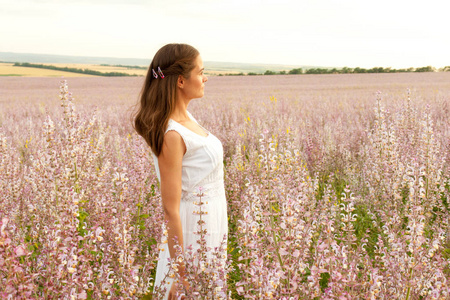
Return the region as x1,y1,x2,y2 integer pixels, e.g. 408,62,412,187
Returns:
170,98,191,122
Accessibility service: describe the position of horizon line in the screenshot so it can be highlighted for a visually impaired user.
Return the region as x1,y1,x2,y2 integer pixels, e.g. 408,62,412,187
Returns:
0,51,448,70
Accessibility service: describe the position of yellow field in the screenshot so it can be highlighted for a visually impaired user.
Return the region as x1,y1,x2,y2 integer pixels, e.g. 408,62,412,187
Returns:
0,63,95,77
49,63,147,76
0,63,149,77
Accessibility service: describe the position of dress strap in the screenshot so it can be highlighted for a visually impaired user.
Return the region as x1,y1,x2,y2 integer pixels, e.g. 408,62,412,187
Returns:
187,111,197,124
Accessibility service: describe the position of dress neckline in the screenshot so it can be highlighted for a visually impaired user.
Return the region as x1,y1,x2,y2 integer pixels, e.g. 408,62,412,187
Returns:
169,118,210,138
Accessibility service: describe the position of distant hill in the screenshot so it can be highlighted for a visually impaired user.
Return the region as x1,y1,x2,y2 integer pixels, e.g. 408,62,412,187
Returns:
0,52,151,66
0,52,312,74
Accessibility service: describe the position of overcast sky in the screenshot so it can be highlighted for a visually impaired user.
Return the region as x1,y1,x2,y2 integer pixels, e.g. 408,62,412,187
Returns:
1,0,448,68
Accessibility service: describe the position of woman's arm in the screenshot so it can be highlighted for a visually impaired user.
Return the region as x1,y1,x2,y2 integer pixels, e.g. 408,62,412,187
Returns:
158,130,187,277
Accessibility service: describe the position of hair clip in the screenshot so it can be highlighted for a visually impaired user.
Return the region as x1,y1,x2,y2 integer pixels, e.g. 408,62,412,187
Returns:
152,68,158,78
157,66,165,78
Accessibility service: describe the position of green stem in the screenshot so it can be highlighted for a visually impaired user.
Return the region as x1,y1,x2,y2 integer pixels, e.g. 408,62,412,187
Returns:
405,266,414,300
269,209,285,273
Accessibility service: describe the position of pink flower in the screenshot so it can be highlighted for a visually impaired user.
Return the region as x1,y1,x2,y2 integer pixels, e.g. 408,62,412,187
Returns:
0,217,8,236
15,245,26,257
78,290,87,299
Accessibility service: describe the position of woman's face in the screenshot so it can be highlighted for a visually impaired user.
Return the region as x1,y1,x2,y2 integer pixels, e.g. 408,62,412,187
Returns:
179,55,208,100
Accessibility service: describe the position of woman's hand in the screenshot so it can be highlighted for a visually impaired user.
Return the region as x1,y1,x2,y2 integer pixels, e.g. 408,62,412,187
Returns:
168,279,189,300
181,277,190,293
168,282,178,300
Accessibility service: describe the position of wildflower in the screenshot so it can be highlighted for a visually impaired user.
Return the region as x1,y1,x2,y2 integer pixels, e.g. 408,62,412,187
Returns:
14,245,26,257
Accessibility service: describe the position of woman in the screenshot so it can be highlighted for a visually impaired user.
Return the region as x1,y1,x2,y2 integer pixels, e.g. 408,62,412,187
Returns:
134,44,228,299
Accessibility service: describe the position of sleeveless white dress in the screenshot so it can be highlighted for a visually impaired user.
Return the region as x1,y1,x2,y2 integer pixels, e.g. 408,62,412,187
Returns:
152,111,228,299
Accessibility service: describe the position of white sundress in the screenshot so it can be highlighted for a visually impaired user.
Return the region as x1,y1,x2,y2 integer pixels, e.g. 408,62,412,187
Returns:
151,111,228,299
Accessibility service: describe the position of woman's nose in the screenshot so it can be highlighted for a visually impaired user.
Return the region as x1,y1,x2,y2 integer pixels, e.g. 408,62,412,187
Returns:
203,75,208,83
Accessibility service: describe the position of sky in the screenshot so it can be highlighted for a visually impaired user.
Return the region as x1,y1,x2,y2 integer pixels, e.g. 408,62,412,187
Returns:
1,0,449,68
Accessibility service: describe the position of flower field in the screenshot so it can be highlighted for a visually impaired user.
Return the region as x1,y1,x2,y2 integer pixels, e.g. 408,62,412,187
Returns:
1,73,449,299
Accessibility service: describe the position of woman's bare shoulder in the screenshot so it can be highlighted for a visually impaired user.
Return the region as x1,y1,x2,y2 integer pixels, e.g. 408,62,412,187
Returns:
161,130,186,156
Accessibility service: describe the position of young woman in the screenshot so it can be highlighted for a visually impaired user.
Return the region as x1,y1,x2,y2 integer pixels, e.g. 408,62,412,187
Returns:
134,44,228,299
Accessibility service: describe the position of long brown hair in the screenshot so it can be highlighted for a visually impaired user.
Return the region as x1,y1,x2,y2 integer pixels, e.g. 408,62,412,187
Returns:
134,43,199,156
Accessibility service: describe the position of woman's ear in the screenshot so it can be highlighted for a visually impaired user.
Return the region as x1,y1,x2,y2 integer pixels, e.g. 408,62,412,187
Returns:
177,75,184,89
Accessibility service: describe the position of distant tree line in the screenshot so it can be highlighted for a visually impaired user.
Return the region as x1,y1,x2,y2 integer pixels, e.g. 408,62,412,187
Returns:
218,72,245,76
224,65,450,76
100,64,147,70
14,62,138,77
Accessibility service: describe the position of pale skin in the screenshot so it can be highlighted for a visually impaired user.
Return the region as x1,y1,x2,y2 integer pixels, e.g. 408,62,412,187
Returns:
157,55,208,299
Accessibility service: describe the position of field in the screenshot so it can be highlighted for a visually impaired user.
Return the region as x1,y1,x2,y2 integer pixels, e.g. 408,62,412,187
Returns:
48,64,147,76
1,73,449,299
0,63,147,77
0,63,94,77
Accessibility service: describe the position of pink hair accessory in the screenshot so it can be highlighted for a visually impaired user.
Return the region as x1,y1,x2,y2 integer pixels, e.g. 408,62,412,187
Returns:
152,68,158,79
157,67,165,78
